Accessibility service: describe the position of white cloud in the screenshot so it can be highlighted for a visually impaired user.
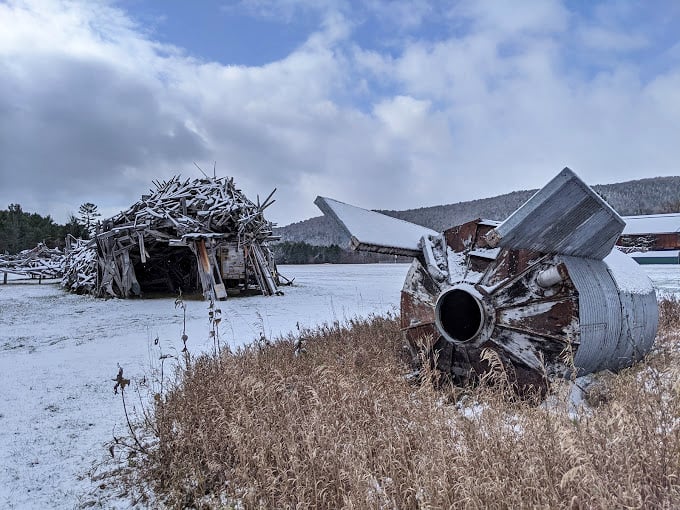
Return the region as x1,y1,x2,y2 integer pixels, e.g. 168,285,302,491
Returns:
0,0,354,222
1,0,679,229
450,0,569,36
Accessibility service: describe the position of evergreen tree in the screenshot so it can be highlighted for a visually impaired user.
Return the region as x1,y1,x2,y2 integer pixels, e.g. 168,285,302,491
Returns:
78,202,101,236
0,204,64,253
1,204,24,253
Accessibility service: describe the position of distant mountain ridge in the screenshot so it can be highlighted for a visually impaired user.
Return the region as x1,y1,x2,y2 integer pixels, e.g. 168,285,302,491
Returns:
274,176,680,247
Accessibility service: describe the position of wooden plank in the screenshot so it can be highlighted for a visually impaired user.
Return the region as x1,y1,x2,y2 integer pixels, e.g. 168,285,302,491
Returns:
214,283,228,299
138,234,147,264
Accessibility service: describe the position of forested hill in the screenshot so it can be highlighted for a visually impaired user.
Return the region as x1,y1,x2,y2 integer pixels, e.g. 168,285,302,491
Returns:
275,176,680,246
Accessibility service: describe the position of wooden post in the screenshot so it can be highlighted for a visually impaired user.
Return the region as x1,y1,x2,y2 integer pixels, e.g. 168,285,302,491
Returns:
3,272,7,284
138,234,147,264
208,243,227,300
195,239,218,301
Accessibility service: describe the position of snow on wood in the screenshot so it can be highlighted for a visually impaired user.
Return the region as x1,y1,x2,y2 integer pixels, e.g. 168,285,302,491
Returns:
0,243,63,279
75,175,284,299
2,176,284,300
61,238,97,292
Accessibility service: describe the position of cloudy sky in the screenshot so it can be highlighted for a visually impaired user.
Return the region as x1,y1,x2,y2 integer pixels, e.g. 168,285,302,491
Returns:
1,0,679,226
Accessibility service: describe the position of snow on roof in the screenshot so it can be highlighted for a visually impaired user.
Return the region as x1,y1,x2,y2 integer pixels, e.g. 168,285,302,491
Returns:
604,248,655,294
622,213,680,235
315,196,438,256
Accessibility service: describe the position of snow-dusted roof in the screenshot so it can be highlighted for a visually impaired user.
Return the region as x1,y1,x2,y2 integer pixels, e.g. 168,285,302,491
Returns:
315,196,438,256
622,213,680,235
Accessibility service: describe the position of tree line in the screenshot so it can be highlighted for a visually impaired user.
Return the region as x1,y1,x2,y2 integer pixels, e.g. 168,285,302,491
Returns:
0,203,100,254
271,241,407,264
277,175,680,244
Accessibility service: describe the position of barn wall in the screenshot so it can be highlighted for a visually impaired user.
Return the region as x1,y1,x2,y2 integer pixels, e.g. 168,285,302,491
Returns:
618,233,680,250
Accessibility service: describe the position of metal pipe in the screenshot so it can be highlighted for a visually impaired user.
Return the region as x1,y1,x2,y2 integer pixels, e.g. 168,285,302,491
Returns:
536,266,564,288
435,284,485,344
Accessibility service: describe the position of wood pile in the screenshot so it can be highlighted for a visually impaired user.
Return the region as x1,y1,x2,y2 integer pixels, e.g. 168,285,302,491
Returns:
2,176,284,299
61,237,98,293
74,175,282,299
0,243,63,280
106,175,276,240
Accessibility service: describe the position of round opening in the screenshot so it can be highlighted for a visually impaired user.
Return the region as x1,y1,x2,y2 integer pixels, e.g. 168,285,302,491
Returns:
435,287,484,343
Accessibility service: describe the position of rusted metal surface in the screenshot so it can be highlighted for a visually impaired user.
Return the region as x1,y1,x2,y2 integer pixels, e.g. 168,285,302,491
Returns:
316,167,659,390
443,219,499,253
418,247,581,385
400,260,439,346
481,248,544,289
618,232,680,251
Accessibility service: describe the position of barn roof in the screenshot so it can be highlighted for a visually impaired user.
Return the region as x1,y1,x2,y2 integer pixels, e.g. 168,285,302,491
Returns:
621,213,680,235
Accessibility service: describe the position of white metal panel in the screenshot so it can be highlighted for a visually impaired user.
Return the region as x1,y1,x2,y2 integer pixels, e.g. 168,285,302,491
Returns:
315,196,438,256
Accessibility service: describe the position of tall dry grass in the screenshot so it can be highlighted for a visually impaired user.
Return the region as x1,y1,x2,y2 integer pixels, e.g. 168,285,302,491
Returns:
134,302,680,509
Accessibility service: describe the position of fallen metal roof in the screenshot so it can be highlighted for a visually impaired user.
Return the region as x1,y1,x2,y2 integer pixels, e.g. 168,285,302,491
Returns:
314,196,438,257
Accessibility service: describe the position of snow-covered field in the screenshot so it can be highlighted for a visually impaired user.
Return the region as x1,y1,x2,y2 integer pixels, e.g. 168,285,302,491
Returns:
0,264,409,509
0,263,678,509
640,264,680,297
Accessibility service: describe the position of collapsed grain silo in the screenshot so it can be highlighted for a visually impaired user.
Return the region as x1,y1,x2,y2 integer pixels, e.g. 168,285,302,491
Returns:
62,175,284,300
316,168,659,390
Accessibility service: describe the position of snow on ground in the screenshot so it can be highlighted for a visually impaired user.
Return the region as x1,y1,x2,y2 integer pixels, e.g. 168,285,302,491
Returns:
0,262,678,508
642,264,680,297
0,264,409,509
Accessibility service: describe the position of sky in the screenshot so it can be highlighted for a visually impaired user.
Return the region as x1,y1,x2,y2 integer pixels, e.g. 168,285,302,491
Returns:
1,0,680,226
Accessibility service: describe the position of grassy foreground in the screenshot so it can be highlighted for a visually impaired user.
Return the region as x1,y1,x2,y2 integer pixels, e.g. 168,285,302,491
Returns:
129,302,680,509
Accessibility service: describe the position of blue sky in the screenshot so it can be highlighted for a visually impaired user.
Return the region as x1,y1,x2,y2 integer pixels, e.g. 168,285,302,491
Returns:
1,0,680,226
118,1,315,66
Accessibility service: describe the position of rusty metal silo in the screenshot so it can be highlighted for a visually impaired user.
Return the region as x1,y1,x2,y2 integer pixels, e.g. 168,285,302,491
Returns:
316,168,658,388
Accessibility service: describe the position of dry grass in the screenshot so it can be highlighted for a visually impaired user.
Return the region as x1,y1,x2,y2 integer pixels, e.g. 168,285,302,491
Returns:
132,302,680,509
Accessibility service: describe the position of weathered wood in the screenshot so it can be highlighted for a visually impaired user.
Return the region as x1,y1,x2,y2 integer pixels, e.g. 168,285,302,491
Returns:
193,239,217,301
0,244,64,279
138,234,147,264
52,175,283,297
